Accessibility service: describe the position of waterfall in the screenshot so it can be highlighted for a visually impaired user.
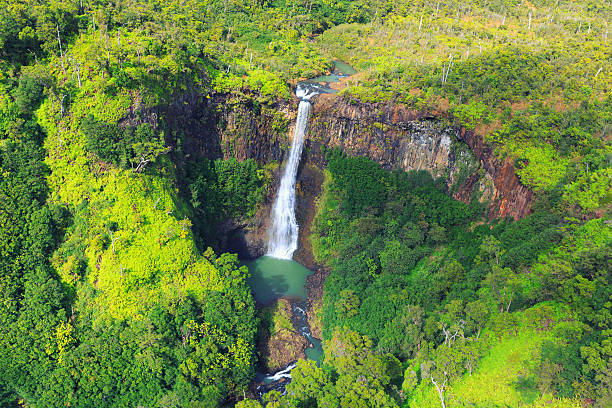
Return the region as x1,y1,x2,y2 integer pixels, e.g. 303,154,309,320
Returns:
267,85,316,259
263,363,297,382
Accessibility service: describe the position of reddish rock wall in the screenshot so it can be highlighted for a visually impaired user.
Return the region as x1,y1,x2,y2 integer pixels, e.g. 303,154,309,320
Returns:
306,95,532,220
191,92,532,223
459,128,533,219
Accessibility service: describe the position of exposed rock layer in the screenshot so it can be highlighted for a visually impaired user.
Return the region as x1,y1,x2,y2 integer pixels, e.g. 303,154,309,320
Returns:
183,92,533,257
305,95,532,220
458,127,533,219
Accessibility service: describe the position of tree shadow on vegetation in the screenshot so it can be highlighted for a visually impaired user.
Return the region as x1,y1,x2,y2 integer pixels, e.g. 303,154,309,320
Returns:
512,375,539,405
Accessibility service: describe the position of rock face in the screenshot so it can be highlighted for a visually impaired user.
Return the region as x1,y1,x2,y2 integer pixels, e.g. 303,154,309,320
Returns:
185,91,532,257
257,299,308,372
304,95,531,220
459,127,533,220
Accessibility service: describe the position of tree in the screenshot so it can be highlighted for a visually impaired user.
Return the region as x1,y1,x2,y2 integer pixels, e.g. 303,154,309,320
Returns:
378,305,424,359
465,300,490,339
439,300,465,347
286,359,330,403
481,265,520,313
236,399,264,408
438,260,465,294
430,339,480,408
581,332,612,407
14,75,45,114
335,289,360,319
477,235,504,267
401,367,418,399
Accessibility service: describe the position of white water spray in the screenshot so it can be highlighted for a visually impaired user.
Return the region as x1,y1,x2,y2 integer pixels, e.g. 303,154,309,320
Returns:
267,85,317,259
264,363,297,382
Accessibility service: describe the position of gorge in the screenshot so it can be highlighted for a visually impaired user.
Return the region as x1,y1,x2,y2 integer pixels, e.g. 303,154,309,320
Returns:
3,1,609,406
162,69,541,397
246,83,324,394
189,90,534,262
223,66,532,396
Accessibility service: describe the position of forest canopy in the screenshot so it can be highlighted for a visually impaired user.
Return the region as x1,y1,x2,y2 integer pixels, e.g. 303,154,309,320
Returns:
0,0,610,407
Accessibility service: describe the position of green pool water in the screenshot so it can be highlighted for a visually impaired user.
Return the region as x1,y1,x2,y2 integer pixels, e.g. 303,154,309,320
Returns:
245,256,314,305
304,336,324,364
308,60,357,83
333,59,357,75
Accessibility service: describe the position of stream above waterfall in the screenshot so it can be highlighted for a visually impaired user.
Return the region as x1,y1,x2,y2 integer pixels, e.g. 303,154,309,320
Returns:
308,59,357,84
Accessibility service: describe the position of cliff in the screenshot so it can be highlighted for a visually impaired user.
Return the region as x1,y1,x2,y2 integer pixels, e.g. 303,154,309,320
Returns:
458,127,533,220
304,95,532,220
181,91,533,257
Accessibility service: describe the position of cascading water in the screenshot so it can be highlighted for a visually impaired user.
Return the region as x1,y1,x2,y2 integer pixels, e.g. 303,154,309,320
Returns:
252,65,355,399
267,85,317,259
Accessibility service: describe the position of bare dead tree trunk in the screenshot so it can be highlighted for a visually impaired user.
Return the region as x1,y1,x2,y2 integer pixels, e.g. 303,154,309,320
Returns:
594,67,602,78
135,158,150,173
56,25,66,76
506,292,514,312
69,56,82,88
56,94,66,118
117,28,123,68
442,54,454,83
442,326,450,346
181,217,188,232
528,12,532,30
108,230,120,254
431,374,448,408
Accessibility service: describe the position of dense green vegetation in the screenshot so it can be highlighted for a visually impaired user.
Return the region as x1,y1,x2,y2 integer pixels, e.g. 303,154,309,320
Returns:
0,0,610,407
319,0,611,210
0,0,279,405
239,154,609,408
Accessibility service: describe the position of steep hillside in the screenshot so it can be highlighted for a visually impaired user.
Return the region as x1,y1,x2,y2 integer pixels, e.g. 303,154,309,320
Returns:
0,0,609,407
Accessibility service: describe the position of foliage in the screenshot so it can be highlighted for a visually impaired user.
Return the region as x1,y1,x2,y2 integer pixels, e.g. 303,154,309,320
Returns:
1,0,610,406
305,150,611,407
82,114,168,171
185,157,267,248
319,0,611,214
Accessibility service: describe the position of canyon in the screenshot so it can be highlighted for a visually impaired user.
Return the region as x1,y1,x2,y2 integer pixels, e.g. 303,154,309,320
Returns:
176,90,533,261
